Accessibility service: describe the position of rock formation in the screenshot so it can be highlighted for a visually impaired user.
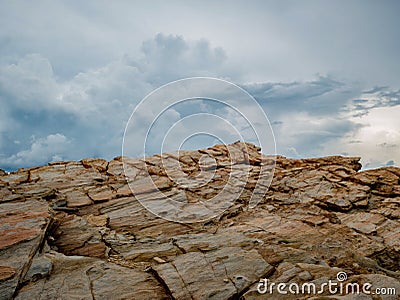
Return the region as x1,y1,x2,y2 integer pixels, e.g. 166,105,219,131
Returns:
0,142,399,299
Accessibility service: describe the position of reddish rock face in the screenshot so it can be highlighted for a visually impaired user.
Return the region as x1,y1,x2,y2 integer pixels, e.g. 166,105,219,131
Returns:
0,142,399,299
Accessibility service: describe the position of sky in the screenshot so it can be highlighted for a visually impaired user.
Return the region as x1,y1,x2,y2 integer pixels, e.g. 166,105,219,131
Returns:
0,0,399,171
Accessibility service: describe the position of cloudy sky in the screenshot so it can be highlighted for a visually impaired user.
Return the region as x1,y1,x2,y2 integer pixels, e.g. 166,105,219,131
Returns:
0,0,399,171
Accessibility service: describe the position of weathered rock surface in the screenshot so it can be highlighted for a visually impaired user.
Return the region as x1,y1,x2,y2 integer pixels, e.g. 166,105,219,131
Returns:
0,142,399,299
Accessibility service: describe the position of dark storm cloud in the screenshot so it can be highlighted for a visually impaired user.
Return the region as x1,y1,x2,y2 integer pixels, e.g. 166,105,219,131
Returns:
243,76,346,115
345,87,400,117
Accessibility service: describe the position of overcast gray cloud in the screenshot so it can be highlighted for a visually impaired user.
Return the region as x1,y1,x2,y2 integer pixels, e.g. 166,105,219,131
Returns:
0,33,231,169
0,1,399,170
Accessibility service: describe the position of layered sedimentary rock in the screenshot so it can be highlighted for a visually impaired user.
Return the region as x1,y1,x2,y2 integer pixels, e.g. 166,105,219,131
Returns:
0,142,399,299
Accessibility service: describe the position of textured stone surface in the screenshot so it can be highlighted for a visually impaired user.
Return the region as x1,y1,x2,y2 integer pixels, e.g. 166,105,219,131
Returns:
15,253,168,300
153,247,273,299
0,142,399,299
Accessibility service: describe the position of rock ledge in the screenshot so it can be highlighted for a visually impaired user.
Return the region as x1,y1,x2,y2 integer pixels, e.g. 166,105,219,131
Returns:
0,142,399,299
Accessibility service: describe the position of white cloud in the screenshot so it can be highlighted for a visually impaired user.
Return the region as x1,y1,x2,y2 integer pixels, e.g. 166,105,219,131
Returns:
322,105,400,169
271,111,358,157
137,33,228,84
2,52,398,171
0,34,231,170
0,54,58,110
0,134,70,168
244,78,400,169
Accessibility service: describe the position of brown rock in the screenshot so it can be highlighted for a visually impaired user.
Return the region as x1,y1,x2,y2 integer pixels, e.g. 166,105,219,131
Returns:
153,247,273,299
81,158,108,172
0,142,399,299
0,266,16,281
0,199,50,299
49,212,107,258
15,253,168,300
85,214,109,227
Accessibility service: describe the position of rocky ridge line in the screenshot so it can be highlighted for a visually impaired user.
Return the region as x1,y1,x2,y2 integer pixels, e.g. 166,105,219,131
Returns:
0,142,399,299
